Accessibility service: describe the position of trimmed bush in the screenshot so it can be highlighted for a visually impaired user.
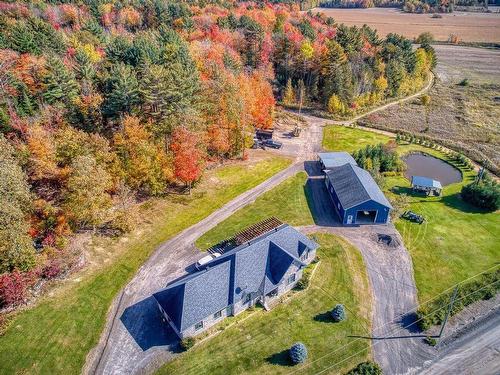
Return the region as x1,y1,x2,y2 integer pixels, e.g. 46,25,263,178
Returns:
289,342,307,364
180,337,196,351
331,304,346,322
425,336,437,346
347,361,383,374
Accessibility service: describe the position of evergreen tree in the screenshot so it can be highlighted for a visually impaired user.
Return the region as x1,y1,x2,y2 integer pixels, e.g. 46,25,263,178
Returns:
385,60,406,97
42,56,79,105
104,63,140,118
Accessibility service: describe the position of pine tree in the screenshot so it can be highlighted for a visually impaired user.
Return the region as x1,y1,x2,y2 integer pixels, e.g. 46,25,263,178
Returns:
42,56,79,105
104,63,140,118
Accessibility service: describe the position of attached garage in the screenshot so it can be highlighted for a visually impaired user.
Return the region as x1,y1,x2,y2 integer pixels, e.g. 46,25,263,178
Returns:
325,163,392,225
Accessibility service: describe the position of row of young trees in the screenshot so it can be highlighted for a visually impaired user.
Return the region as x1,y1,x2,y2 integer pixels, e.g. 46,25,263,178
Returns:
0,0,431,306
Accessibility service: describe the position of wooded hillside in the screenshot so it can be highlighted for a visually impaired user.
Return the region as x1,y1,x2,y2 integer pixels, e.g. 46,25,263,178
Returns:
0,0,433,307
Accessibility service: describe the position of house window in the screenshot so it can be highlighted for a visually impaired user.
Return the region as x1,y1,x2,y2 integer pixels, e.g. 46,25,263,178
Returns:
194,321,203,330
245,293,252,303
288,273,296,285
301,250,309,261
213,310,222,319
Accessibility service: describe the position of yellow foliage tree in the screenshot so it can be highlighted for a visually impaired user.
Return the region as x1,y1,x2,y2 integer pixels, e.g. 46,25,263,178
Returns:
327,94,345,115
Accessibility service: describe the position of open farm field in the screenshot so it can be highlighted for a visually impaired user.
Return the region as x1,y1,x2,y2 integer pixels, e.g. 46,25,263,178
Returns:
313,7,500,43
359,44,500,175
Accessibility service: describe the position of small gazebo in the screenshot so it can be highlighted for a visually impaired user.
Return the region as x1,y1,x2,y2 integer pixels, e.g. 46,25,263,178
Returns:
411,176,443,196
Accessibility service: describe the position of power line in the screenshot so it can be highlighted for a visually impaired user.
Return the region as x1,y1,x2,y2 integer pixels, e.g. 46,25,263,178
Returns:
286,267,499,375
307,278,500,375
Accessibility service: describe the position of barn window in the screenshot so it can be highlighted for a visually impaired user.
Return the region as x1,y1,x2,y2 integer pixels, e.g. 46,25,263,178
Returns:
195,321,204,330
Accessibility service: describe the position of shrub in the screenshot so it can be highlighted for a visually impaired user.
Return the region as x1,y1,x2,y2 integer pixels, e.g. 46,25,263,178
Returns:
41,260,62,279
458,78,469,86
425,336,437,346
0,271,29,308
461,180,500,211
180,337,196,351
331,304,346,322
347,361,383,374
289,342,307,364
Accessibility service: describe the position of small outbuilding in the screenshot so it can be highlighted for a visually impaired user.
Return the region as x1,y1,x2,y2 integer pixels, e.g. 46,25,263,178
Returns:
411,176,442,196
318,152,357,170
325,163,392,225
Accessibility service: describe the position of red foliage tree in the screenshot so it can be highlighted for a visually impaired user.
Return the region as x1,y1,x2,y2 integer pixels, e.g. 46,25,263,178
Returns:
0,271,29,308
170,127,205,193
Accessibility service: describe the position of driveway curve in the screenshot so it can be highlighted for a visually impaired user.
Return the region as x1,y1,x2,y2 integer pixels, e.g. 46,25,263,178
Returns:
85,79,434,375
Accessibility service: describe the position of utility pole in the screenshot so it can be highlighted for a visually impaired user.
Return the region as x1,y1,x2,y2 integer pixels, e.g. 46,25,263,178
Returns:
438,286,459,341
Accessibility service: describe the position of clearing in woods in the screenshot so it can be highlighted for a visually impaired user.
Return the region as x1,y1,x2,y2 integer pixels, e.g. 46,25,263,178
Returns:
312,7,500,43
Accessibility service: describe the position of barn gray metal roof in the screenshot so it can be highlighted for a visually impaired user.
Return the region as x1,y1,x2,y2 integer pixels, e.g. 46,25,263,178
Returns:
153,224,319,332
318,152,358,169
326,163,392,210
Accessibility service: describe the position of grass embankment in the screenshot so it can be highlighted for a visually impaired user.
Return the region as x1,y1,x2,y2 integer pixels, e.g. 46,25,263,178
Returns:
0,155,291,375
159,233,372,375
196,172,314,249
323,125,500,303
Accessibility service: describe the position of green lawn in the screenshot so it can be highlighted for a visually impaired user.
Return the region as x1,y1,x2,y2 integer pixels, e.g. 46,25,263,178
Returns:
323,125,500,302
0,155,291,375
158,233,372,375
196,172,314,250
323,125,391,153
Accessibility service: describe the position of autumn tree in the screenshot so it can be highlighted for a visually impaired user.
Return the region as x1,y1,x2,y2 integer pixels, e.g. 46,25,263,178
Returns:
64,155,112,229
0,135,35,273
283,78,295,105
113,116,172,195
171,127,205,193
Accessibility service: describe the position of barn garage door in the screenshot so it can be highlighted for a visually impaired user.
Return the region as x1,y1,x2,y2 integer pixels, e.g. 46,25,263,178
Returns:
356,210,376,224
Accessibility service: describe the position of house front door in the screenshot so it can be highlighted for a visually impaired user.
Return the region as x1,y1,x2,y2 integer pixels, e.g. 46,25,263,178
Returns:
347,215,353,224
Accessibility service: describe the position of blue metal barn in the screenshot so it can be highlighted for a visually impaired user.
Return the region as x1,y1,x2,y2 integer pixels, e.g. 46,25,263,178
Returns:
321,157,392,225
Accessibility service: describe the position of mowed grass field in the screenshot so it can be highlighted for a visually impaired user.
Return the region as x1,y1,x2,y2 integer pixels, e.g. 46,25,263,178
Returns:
323,125,500,302
196,172,314,249
0,155,291,375
312,7,500,43
159,233,372,375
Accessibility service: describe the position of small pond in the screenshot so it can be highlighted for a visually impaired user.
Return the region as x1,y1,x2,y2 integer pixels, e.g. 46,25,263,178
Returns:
403,153,462,186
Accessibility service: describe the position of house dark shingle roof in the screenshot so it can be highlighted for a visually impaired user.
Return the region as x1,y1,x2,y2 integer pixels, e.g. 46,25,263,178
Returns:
325,163,392,209
153,224,318,332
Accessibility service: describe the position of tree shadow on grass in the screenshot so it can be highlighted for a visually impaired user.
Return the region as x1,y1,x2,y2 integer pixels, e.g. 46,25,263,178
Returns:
313,311,333,324
441,192,492,214
266,349,293,367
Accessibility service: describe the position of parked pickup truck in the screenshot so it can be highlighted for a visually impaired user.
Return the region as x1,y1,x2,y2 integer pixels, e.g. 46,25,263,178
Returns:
195,252,221,270
262,139,283,149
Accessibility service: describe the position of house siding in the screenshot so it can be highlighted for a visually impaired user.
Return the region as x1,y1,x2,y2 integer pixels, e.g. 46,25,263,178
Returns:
167,249,317,339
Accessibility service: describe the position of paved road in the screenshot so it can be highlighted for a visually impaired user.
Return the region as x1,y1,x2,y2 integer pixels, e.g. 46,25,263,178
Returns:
419,307,500,375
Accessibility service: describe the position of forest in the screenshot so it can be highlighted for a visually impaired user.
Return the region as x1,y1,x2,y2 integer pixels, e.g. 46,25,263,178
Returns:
0,0,432,307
